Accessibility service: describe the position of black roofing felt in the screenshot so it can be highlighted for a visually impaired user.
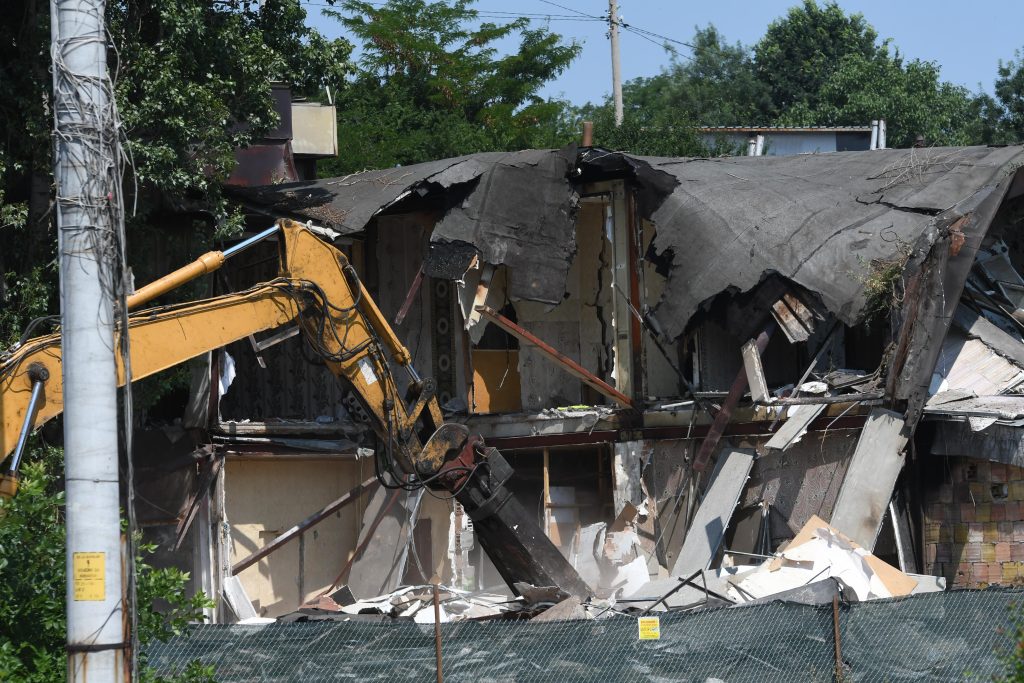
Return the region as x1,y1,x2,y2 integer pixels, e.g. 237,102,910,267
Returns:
231,145,1024,338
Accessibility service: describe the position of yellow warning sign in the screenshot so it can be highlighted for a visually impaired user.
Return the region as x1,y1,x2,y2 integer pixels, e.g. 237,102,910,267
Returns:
72,552,105,601
638,615,661,640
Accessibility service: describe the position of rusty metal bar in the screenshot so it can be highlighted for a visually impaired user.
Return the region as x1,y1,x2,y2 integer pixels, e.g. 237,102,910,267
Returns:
432,581,444,682
395,266,425,326
832,593,843,678
232,477,379,574
476,305,635,409
693,327,772,471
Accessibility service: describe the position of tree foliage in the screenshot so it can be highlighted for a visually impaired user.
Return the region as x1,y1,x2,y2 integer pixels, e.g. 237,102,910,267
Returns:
319,0,580,174
753,0,882,115
0,0,352,348
0,443,214,682
584,0,1015,153
622,27,772,128
109,0,352,233
782,51,982,147
995,50,1024,143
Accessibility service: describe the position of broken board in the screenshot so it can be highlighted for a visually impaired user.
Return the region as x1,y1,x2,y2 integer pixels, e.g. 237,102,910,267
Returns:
670,448,755,578
764,404,826,452
347,486,417,599
829,408,908,550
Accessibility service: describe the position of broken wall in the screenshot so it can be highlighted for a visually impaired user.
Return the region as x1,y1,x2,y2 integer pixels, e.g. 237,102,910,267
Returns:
226,457,367,618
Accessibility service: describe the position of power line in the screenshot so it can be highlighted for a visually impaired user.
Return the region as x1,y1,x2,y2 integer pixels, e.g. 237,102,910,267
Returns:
300,0,697,60
300,0,605,20
536,0,603,20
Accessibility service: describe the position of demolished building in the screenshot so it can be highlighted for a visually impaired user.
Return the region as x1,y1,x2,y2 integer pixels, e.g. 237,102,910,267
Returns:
137,143,1024,624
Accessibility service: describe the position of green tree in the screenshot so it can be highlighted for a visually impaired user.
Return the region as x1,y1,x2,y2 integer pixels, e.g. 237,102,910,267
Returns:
0,0,352,356
319,0,580,174
995,49,1024,142
574,99,709,157
0,443,214,682
787,50,982,147
624,26,772,127
109,0,352,234
753,0,884,116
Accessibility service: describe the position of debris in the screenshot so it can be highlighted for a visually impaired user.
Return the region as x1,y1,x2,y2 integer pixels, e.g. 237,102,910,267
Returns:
476,305,636,408
513,582,571,606
223,575,258,621
727,516,917,603
346,487,415,599
671,449,755,577
532,596,587,622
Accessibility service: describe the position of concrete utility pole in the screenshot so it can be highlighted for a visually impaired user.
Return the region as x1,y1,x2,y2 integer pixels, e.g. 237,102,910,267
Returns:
608,0,624,127
50,0,128,680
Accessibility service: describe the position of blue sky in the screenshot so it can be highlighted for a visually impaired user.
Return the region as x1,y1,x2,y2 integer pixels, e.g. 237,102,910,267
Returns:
303,0,1024,106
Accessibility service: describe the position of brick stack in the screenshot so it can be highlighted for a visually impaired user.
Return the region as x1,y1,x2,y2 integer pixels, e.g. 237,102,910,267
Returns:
924,457,1024,587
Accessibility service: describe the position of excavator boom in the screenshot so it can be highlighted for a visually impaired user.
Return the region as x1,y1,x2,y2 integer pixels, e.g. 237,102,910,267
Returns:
0,219,589,598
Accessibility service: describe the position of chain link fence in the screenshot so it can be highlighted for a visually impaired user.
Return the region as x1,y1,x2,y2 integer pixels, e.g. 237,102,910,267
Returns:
145,588,1024,682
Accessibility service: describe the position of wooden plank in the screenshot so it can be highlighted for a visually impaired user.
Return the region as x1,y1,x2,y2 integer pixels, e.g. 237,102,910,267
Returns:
394,265,425,326
829,408,908,550
476,305,635,409
670,448,755,578
741,338,770,404
764,404,826,452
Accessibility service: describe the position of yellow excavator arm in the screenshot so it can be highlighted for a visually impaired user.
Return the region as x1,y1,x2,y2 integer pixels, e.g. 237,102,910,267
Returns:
0,218,589,597
1,220,440,495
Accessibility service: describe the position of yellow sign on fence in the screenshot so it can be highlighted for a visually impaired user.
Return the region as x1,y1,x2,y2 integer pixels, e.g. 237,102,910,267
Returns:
638,615,661,640
72,552,105,601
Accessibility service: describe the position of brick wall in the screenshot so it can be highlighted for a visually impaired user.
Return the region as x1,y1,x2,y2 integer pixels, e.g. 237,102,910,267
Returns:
924,457,1024,587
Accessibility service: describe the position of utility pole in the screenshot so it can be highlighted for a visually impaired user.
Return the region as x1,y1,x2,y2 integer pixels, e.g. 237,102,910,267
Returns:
50,0,128,680
608,0,624,127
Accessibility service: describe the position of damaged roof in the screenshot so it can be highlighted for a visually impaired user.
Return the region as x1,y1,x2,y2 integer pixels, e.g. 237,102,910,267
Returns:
231,144,1024,338
231,147,579,304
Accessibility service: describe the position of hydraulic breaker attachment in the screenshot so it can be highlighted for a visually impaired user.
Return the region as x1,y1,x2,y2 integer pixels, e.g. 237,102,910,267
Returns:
419,424,592,599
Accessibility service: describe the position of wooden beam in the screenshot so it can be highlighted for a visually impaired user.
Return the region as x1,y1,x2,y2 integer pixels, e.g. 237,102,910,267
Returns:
232,476,379,575
476,305,635,409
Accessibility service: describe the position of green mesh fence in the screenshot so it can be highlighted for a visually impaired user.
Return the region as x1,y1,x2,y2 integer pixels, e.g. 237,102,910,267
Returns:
145,588,1024,682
